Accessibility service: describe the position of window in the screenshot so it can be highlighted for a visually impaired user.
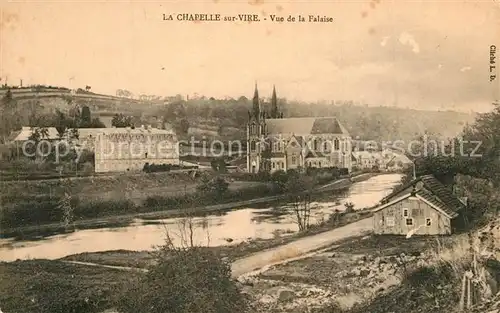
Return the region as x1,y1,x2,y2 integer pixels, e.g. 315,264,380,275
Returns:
334,138,340,150
291,155,297,165
426,218,432,226
313,139,319,150
250,141,256,151
144,152,148,158
277,142,281,151
272,162,275,169
281,161,284,168
406,218,413,226
386,216,395,227
319,162,322,168
323,141,328,152
403,208,409,217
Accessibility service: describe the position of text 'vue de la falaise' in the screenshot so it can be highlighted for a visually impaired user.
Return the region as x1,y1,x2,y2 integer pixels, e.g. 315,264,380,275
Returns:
162,13,334,23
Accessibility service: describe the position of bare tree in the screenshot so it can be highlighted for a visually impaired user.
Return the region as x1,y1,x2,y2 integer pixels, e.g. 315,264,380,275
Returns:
57,178,75,230
285,172,316,231
162,174,212,249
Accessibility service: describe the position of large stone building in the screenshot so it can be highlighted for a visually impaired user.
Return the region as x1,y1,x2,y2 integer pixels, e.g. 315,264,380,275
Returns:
6,125,179,172
246,84,352,173
93,126,179,173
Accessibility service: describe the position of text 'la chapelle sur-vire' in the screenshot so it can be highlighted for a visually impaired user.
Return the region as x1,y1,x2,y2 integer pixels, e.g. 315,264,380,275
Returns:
162,13,334,23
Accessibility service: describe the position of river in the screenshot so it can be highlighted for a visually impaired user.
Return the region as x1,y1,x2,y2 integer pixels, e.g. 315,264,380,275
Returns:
0,174,403,261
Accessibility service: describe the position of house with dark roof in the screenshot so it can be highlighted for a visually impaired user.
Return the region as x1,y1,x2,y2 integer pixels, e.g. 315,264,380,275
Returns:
246,84,352,173
372,174,467,235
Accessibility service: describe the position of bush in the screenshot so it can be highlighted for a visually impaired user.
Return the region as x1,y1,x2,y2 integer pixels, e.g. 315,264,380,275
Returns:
118,247,249,313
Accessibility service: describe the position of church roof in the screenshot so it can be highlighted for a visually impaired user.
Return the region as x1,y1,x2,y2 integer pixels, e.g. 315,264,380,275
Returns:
265,117,349,136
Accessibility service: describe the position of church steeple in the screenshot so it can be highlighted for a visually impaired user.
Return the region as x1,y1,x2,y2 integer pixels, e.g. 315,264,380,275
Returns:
252,81,260,119
271,85,278,118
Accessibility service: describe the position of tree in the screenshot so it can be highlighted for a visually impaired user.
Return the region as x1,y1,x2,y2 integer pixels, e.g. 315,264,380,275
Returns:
196,175,229,200
27,127,49,161
174,118,190,136
344,202,355,213
57,179,75,228
284,172,316,231
81,105,91,123
270,170,288,192
118,243,248,313
111,113,134,128
210,158,227,173
0,88,20,143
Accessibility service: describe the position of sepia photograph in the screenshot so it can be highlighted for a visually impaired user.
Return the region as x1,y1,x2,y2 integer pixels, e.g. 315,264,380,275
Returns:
0,0,499,312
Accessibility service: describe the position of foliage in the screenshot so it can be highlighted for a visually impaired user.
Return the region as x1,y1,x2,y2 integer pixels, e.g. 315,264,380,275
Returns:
413,102,500,186
81,106,91,123
270,170,288,191
142,163,198,172
210,158,227,173
112,113,134,128
118,245,248,313
0,88,22,143
0,260,134,313
57,179,75,226
344,202,355,213
196,175,229,199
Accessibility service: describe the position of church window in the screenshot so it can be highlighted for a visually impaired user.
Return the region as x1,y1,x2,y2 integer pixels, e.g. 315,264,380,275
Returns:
277,141,281,151
291,154,297,165
313,139,319,150
334,138,340,150
323,141,329,152
251,141,256,151
272,162,275,169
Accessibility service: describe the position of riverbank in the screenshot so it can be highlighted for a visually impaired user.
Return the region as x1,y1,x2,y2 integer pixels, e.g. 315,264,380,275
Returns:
60,207,374,268
1,173,374,239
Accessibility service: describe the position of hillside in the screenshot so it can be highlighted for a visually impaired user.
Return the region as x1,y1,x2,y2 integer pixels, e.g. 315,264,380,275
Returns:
0,87,477,143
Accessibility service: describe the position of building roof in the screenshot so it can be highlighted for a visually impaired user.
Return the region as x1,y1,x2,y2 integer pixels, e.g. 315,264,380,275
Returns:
265,117,349,136
376,174,465,219
76,127,176,139
9,127,60,142
352,151,374,159
9,126,176,142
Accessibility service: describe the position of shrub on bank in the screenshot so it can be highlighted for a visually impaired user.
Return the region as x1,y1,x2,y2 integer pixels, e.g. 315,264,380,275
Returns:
143,163,199,173
118,246,249,313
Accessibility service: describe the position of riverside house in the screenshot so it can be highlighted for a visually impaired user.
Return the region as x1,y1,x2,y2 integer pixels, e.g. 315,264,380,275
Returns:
372,174,467,235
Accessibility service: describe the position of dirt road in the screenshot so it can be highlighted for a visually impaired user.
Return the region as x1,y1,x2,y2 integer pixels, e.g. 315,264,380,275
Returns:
230,217,373,277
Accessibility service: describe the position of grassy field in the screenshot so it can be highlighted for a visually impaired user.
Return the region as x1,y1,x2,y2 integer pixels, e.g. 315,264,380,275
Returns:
0,259,139,313
0,171,267,204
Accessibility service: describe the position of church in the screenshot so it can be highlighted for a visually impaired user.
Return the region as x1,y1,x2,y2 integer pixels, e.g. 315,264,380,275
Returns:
246,84,352,174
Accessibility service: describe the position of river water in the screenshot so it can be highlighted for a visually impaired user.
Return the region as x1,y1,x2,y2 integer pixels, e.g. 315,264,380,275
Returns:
0,174,403,261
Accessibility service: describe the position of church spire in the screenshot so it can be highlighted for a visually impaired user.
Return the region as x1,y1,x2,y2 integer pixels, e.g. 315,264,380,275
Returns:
271,85,278,118
252,81,260,119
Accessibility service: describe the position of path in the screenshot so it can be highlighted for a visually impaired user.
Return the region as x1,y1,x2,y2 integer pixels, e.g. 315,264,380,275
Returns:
62,216,373,278
230,217,372,277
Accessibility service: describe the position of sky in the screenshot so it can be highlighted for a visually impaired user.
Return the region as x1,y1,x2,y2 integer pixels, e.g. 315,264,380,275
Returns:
1,0,499,112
